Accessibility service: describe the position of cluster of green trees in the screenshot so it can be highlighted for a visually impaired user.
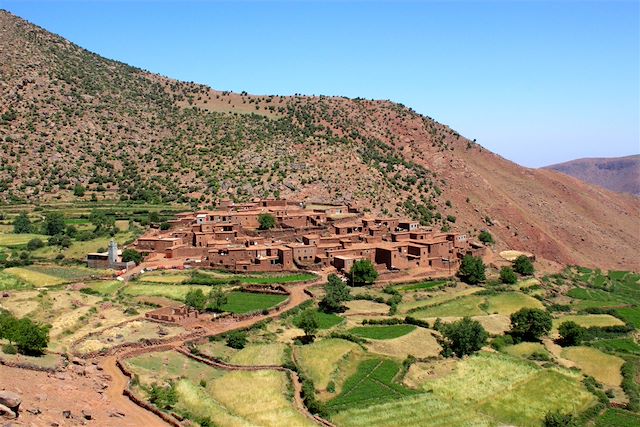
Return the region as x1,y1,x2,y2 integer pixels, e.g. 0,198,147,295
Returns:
458,254,534,285
184,288,228,312
0,310,50,355
320,274,350,312
349,259,378,286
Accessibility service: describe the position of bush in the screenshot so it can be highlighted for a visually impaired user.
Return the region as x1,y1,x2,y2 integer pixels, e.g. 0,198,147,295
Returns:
510,308,552,342
226,331,247,349
458,255,486,285
2,343,17,355
513,255,534,275
478,230,494,245
26,238,44,251
258,213,276,230
440,317,488,357
499,266,518,284
42,212,65,236
184,289,207,311
295,309,319,338
621,361,640,411
543,411,577,427
490,334,514,351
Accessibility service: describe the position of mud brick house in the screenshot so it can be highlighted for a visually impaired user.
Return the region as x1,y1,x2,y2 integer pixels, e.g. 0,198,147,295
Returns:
130,199,482,275
86,240,136,270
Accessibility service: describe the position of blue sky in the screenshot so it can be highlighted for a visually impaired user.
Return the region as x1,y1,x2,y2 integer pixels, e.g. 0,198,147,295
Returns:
2,1,638,167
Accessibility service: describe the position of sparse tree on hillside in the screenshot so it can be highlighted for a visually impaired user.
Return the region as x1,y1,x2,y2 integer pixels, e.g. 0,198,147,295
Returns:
207,288,228,313
478,230,494,245
320,274,350,313
296,309,319,339
185,289,207,311
42,212,65,236
510,308,552,342
513,255,535,276
73,184,85,197
26,238,44,251
440,317,488,357
458,255,486,285
13,213,32,234
349,259,378,286
558,321,586,346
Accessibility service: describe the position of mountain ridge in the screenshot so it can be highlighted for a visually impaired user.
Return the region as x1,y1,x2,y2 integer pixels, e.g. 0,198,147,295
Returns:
0,10,638,271
543,155,640,196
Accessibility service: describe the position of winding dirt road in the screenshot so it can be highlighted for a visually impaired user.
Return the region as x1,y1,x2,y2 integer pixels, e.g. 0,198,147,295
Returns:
99,273,327,426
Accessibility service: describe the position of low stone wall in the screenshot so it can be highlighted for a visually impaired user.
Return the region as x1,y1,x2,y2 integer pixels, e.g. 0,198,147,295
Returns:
0,355,66,373
115,357,184,427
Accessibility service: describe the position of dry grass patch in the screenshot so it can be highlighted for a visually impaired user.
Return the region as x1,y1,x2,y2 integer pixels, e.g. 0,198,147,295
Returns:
75,320,185,355
229,343,286,366
552,314,625,336
561,346,624,387
138,272,191,284
208,370,315,426
473,314,511,335
295,338,363,391
366,328,441,359
344,300,389,316
403,359,458,389
398,285,481,313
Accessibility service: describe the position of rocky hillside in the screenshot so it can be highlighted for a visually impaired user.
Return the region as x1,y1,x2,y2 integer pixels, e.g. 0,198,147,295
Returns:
544,155,640,196
0,10,638,270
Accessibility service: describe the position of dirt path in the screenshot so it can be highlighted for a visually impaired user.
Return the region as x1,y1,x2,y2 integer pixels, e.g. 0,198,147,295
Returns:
99,273,328,426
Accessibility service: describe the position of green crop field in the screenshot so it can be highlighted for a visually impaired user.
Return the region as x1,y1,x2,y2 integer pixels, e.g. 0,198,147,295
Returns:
327,358,416,411
393,280,447,292
615,306,640,328
293,309,343,329
503,342,549,359
84,280,124,295
409,291,541,319
0,270,31,290
590,338,640,356
236,272,317,284
552,314,625,334
349,325,416,340
595,409,640,427
222,291,287,314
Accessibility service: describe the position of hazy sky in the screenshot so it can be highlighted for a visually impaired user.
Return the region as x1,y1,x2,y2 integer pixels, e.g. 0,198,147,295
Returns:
3,1,639,167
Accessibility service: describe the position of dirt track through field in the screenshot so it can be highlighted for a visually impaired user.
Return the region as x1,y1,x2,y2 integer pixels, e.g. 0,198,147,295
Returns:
99,272,328,426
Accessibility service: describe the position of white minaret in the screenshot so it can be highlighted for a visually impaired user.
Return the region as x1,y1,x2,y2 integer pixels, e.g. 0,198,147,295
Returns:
108,239,118,265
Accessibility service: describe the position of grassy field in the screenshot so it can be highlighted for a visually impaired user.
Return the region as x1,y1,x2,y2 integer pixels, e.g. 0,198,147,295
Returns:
365,327,441,359
129,351,315,427
398,286,481,313
344,300,390,316
615,306,640,328
228,343,286,366
4,264,104,287
138,272,191,284
293,309,343,330
295,338,363,391
222,292,287,314
410,291,543,319
138,270,316,285
392,280,448,292
595,409,640,427
331,393,493,427
327,358,416,411
0,233,49,247
561,346,624,387
123,283,213,300
483,292,544,315
552,314,625,335
479,369,596,426
0,270,31,290
503,342,550,359
348,325,416,340
84,280,123,295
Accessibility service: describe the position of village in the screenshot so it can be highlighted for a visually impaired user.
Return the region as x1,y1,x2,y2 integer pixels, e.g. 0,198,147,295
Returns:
122,199,484,278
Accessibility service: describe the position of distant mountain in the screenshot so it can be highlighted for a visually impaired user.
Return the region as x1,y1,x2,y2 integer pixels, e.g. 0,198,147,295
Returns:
544,155,640,196
1,10,639,270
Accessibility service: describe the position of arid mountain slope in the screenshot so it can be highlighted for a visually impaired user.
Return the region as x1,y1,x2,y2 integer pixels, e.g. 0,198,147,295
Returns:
544,155,640,196
0,10,638,270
